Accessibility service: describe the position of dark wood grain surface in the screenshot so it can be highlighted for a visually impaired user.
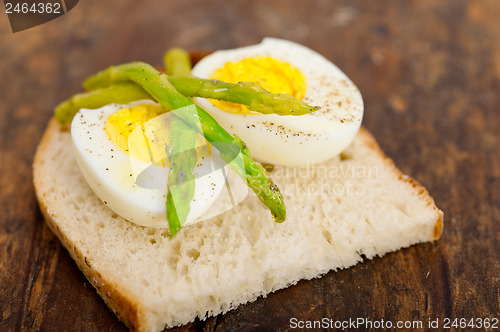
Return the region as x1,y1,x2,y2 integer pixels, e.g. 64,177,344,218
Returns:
1,1,499,331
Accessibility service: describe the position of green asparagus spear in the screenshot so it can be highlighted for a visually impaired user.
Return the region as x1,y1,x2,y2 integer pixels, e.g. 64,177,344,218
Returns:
83,62,286,223
168,76,319,115
56,73,318,125
164,49,197,236
164,48,192,76
163,48,316,115
165,107,198,236
55,83,151,125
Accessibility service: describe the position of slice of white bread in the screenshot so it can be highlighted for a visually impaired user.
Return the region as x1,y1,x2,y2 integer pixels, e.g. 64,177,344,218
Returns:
33,118,443,332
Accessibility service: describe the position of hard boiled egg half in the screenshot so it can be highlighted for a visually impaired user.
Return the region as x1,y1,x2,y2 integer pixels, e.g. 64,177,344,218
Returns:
192,37,364,166
71,100,228,228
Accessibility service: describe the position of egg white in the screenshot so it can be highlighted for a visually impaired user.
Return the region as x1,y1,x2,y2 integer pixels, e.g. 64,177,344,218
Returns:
192,37,364,166
70,100,228,228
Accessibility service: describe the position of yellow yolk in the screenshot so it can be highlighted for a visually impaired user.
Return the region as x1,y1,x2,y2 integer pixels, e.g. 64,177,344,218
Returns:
105,104,163,153
209,56,306,114
105,104,209,165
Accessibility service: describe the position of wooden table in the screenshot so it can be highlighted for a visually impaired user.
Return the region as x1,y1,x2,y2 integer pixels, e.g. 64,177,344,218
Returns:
1,1,498,330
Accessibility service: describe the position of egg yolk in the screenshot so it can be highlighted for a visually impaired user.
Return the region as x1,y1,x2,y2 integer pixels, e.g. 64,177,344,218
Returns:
105,104,163,153
209,56,306,114
105,104,209,165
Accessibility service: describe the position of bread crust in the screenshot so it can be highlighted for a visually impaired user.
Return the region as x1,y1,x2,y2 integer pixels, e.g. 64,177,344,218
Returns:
33,118,443,331
34,118,147,331
355,127,444,239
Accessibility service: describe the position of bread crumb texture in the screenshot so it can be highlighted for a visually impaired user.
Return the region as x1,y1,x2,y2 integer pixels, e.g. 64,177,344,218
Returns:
33,118,443,332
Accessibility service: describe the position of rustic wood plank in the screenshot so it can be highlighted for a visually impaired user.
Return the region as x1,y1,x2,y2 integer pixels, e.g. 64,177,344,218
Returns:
0,0,498,331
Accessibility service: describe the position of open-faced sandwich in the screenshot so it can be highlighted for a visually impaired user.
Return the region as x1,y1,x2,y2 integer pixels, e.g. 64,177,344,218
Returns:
33,38,443,331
